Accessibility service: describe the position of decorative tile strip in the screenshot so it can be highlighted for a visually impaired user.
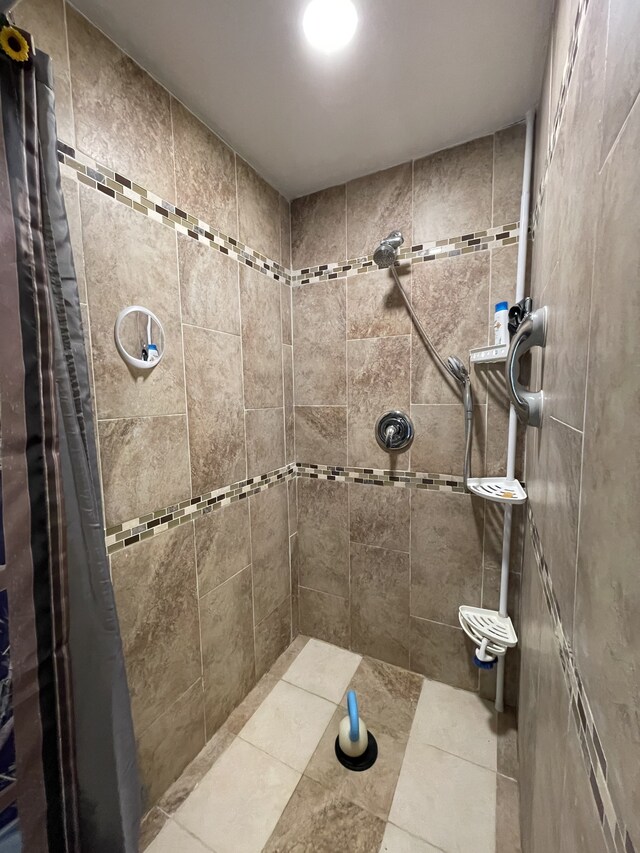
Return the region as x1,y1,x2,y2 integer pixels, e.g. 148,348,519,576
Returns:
56,140,291,286
296,462,466,492
290,223,520,286
531,0,590,234
104,463,296,555
104,461,472,555
527,505,636,853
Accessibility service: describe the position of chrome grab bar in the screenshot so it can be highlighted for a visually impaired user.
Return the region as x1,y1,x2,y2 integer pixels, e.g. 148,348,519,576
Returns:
505,306,547,428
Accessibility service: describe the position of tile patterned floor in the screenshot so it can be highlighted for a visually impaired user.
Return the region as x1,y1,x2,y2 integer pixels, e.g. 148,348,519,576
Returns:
141,637,521,853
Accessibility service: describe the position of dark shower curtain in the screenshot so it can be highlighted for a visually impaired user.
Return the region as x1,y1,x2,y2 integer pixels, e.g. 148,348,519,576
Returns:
0,26,140,853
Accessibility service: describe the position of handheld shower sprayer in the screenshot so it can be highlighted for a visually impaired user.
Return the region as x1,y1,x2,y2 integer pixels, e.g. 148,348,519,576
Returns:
373,231,474,484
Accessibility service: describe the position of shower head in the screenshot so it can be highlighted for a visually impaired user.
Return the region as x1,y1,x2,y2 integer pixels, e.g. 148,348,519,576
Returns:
447,356,469,384
373,231,404,268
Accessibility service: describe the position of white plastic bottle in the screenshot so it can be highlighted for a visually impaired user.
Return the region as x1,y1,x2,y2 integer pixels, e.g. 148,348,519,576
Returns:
494,301,509,346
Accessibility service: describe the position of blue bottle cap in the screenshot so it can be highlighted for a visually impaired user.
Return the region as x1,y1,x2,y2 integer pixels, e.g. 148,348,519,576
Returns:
495,301,508,311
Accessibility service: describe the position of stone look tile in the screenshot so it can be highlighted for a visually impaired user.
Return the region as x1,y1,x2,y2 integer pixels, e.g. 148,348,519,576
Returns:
111,524,201,735
239,680,335,772
305,706,409,822
559,723,607,853
350,542,410,668
347,335,411,469
291,185,346,269
349,483,410,553
290,532,300,637
282,343,295,464
413,135,493,243
15,0,74,143
225,674,278,736
411,252,490,404
294,406,347,466
410,403,485,477
380,823,442,852
183,324,246,495
240,266,283,409
157,725,236,815
574,90,640,845
175,738,300,853
265,776,386,852
411,490,484,626
137,680,205,808
282,638,361,703
411,680,497,770
547,0,607,431
178,236,240,335
250,481,290,624
389,741,496,853
492,123,526,225
80,186,185,420
194,501,251,597
67,7,175,200
346,162,413,260
199,565,256,736
346,267,412,340
268,635,309,681
410,617,478,692
139,807,168,852
280,283,292,345
297,477,349,598
601,0,640,160
171,99,237,238
298,587,350,649
146,820,211,853
497,708,519,780
280,195,292,269
254,597,292,679
237,157,281,261
98,415,190,527
496,773,522,853
344,656,423,742
61,175,86,303
293,280,346,406
245,407,285,478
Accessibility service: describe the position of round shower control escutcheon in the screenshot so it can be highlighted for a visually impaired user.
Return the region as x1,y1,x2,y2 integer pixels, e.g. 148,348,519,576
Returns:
375,410,415,452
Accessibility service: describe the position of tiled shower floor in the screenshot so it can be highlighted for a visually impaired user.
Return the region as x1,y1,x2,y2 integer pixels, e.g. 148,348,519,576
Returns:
141,637,520,853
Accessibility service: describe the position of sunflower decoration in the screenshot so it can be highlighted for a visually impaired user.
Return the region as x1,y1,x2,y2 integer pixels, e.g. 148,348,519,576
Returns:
0,20,30,64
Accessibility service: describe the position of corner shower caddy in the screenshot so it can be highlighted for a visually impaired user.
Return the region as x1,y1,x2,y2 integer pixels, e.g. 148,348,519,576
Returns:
458,109,546,712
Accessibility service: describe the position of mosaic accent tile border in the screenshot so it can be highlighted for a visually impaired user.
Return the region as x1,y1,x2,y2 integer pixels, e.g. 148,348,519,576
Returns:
531,0,590,234
290,223,520,286
296,462,466,492
104,463,296,554
105,461,471,554
527,505,636,853
56,141,290,285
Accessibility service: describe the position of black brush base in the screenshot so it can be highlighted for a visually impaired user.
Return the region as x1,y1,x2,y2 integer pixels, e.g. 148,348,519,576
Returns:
334,732,378,771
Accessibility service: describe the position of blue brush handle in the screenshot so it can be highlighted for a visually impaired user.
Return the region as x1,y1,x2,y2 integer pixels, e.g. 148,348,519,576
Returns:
347,690,359,742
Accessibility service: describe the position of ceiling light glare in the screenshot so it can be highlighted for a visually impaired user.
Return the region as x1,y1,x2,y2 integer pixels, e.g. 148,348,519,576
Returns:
303,0,358,53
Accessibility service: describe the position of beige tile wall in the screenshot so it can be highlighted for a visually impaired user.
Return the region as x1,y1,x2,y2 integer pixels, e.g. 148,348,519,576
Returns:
291,128,526,700
13,0,296,811
521,0,640,849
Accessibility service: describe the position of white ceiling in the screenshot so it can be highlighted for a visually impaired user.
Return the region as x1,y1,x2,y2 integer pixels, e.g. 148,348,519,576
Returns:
70,0,553,199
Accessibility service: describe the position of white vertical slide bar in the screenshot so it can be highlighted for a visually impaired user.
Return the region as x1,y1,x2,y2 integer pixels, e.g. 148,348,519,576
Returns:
495,108,535,713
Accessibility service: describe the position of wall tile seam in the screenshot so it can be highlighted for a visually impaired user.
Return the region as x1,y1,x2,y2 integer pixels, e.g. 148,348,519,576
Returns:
527,504,636,853
56,140,291,286
57,138,520,291
531,0,592,235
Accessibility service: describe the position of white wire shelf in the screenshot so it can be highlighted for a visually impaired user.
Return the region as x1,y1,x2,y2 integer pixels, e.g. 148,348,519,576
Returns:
458,606,518,656
469,344,509,364
466,477,527,505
